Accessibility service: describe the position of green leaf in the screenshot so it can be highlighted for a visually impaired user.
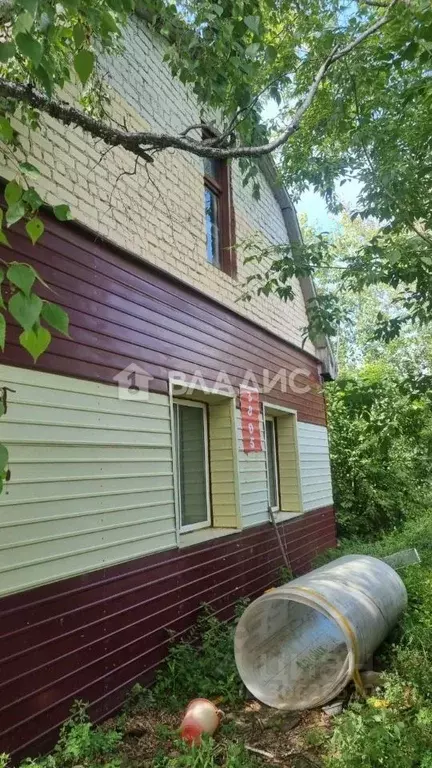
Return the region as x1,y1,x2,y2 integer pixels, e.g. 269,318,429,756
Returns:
101,11,118,35
19,325,51,362
0,118,14,143
7,263,36,296
421,24,432,42
0,231,10,248
6,201,26,226
74,49,94,85
5,181,23,207
19,162,40,179
402,41,419,61
0,313,5,352
36,64,53,98
20,0,38,15
245,43,260,58
53,204,72,221
23,187,43,210
244,15,260,35
265,45,277,64
73,22,85,48
41,301,69,336
26,217,45,245
13,11,34,35
9,291,42,331
16,32,43,67
0,444,8,473
0,42,16,62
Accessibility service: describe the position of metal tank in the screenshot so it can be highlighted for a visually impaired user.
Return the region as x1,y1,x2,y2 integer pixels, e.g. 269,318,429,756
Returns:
234,555,407,710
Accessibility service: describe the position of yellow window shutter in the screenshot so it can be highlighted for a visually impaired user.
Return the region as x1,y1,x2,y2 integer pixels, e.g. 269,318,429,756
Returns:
276,414,303,513
208,399,241,528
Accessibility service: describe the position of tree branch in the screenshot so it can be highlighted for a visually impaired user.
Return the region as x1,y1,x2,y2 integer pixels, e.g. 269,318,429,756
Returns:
361,0,391,7
0,0,398,163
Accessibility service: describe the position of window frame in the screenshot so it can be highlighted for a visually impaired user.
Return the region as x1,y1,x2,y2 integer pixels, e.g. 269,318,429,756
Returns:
263,403,304,516
173,398,212,533
265,415,280,512
204,179,222,268
203,133,237,277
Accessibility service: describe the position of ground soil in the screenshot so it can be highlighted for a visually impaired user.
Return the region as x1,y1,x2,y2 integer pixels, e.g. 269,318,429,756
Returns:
111,701,333,768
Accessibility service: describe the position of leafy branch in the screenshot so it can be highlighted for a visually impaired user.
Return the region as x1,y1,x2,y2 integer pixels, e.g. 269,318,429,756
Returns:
0,0,399,162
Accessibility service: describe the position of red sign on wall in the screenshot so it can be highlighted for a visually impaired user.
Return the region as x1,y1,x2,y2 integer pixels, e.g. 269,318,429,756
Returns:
240,387,263,453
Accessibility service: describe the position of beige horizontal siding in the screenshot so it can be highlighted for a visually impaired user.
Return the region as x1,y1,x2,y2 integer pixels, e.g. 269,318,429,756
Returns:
0,365,176,597
237,409,269,527
297,422,333,512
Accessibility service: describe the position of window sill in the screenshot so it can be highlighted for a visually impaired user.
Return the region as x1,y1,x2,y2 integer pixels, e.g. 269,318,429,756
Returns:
179,527,239,548
272,511,304,524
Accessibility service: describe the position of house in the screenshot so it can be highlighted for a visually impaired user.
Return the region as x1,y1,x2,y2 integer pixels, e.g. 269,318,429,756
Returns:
0,10,336,761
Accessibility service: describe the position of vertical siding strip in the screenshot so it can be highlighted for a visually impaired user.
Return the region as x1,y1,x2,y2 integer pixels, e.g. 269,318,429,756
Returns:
297,422,334,511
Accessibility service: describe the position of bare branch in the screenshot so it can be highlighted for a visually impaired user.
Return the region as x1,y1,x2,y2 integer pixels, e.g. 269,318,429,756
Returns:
0,0,398,163
180,123,213,136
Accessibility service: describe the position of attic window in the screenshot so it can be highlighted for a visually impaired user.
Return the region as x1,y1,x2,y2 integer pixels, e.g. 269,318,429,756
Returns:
203,137,236,277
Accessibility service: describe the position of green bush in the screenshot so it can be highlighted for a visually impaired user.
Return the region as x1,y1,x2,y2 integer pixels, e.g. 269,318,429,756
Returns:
322,506,432,767
324,679,432,768
16,701,123,768
326,363,432,538
151,604,248,710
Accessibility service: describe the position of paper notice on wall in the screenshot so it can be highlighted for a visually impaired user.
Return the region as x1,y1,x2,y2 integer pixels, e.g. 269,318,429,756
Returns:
240,387,263,453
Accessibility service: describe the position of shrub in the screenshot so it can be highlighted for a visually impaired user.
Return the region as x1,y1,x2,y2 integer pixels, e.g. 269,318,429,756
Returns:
151,604,248,710
324,679,432,768
325,363,432,538
17,701,123,768
322,506,432,767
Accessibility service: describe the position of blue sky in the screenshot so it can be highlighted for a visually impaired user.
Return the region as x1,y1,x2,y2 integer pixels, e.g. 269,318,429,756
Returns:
262,98,362,232
296,177,363,232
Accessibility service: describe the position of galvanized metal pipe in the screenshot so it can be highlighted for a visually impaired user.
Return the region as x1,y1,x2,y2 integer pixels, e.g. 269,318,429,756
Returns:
234,555,407,710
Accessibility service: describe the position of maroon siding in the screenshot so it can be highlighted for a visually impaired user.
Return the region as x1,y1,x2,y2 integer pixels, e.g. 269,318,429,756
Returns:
0,507,336,760
0,216,326,425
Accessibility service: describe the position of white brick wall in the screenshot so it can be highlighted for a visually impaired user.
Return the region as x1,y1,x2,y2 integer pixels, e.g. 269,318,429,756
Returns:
1,15,315,354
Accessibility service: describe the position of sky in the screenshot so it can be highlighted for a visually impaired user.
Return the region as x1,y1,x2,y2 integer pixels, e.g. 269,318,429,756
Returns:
296,177,363,232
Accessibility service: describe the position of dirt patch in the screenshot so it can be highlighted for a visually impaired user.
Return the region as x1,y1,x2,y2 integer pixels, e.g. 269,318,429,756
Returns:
117,701,331,767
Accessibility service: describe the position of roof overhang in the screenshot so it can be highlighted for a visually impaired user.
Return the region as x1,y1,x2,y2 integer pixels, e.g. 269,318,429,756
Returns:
258,156,337,380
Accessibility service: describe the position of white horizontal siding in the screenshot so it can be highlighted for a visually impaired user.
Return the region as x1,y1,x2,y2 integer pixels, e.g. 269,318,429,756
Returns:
236,409,269,527
0,365,176,597
297,422,333,512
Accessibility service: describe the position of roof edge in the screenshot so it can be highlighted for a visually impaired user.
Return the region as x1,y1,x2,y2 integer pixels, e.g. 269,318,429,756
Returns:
258,156,337,380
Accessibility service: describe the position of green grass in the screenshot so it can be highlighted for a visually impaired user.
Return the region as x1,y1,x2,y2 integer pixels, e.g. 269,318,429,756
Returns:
319,508,432,768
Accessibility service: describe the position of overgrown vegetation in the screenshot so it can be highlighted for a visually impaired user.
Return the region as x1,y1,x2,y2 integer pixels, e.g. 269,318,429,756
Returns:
127,604,248,714
14,701,123,768
317,508,432,767
325,361,432,538
153,737,261,768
